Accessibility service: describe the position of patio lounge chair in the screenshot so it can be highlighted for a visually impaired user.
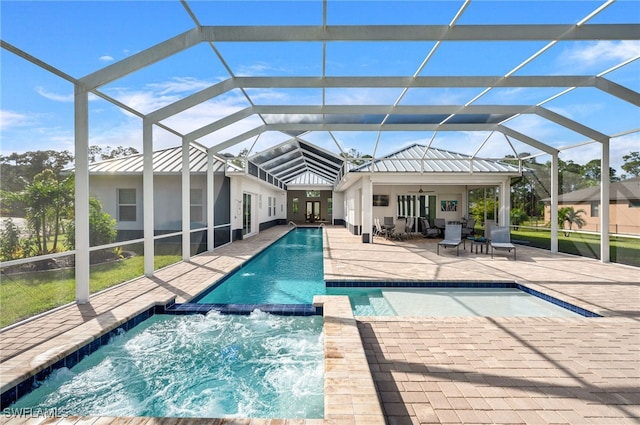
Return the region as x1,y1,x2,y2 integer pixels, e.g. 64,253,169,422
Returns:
421,218,439,238
461,218,475,238
437,224,463,256
490,226,516,260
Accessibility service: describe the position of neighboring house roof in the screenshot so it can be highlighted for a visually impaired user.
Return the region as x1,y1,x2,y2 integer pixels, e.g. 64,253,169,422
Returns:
82,146,229,174
352,144,522,174
542,177,640,203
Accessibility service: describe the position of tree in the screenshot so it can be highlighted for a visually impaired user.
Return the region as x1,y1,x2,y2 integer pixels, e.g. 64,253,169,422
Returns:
0,218,22,261
2,169,74,255
583,159,619,185
88,145,140,162
510,208,528,229
66,197,117,249
621,151,640,178
558,206,586,237
230,148,250,169
340,148,371,166
0,150,73,215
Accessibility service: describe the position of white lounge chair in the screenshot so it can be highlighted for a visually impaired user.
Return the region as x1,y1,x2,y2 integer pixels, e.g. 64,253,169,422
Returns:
490,226,516,260
437,224,463,256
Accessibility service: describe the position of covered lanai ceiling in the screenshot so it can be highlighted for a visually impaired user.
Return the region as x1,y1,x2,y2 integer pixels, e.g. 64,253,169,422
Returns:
2,1,639,187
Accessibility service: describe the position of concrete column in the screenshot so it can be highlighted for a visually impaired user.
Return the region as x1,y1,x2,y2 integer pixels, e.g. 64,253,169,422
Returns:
601,139,610,262
361,176,373,243
74,86,90,303
143,120,154,276
182,138,191,261
550,153,559,254
499,179,511,227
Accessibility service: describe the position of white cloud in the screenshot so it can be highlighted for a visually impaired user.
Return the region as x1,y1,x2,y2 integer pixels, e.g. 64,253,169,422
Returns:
35,86,74,102
235,62,285,77
99,55,114,62
146,77,219,96
559,40,640,72
0,110,32,130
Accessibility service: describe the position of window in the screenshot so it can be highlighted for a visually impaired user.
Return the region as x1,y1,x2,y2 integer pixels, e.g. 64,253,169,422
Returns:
306,190,320,198
272,197,277,216
591,201,599,217
328,198,333,215
293,197,299,214
118,189,136,222
268,196,272,217
191,188,203,222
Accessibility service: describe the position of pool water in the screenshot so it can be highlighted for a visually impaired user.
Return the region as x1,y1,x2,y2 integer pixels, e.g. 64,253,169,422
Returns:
194,227,588,317
327,287,582,317
196,227,324,304
11,311,324,418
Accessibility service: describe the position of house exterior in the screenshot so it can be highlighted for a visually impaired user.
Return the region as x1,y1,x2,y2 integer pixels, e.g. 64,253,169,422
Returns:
334,144,522,241
543,177,640,235
85,145,287,250
84,142,524,246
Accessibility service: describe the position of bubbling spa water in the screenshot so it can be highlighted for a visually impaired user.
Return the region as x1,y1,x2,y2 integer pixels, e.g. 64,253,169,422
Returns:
12,311,324,418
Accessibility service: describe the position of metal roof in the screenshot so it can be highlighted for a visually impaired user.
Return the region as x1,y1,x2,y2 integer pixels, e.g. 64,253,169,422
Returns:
542,177,640,203
86,146,227,174
249,138,344,185
286,171,334,187
353,144,522,174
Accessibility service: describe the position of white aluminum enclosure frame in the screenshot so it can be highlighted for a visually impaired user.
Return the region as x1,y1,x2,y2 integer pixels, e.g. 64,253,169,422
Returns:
2,0,639,303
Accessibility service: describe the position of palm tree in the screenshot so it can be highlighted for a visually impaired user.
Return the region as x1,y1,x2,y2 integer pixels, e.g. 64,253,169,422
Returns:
558,207,587,237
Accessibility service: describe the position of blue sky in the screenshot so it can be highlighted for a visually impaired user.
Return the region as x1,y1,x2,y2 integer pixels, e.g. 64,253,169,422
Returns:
1,0,639,175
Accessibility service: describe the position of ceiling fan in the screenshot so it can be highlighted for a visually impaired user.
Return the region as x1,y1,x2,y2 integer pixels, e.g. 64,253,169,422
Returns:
408,185,435,194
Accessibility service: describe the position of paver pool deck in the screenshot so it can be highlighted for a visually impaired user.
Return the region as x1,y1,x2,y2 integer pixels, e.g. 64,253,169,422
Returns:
1,225,639,424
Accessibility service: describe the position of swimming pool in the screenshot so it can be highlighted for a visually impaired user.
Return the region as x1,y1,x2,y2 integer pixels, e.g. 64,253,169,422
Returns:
9,311,324,418
326,287,584,317
195,227,323,304
192,228,597,317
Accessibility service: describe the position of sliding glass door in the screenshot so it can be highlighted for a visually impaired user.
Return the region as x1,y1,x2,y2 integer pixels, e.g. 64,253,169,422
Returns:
243,193,252,236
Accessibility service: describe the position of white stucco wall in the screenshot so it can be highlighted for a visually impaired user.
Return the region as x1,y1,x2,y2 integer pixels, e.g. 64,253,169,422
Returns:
229,174,286,237
89,174,209,232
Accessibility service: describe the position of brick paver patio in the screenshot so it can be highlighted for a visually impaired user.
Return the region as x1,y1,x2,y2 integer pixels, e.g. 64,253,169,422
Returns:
1,225,639,424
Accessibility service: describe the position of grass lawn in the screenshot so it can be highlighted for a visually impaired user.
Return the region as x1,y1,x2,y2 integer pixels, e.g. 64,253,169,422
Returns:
0,254,181,328
510,227,640,267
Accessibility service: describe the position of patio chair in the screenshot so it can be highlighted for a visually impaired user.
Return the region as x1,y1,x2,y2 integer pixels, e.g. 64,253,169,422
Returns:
461,218,476,238
434,218,446,233
490,226,516,260
374,217,390,239
421,218,439,238
405,217,414,239
393,218,407,240
483,220,495,239
437,224,463,256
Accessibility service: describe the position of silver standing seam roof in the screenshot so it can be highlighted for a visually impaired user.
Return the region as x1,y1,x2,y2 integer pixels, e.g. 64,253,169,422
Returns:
85,146,228,174
352,144,522,174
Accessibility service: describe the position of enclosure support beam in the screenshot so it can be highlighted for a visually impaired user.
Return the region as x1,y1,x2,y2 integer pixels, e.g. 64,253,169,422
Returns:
143,120,155,276
182,138,191,261
207,149,216,252
550,153,559,254
500,179,510,228
601,140,611,262
74,86,90,303
361,176,373,243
